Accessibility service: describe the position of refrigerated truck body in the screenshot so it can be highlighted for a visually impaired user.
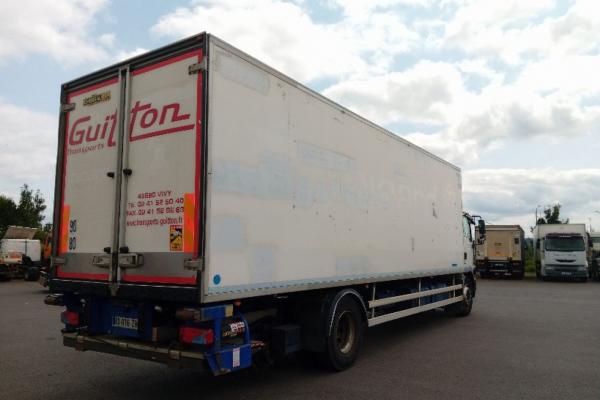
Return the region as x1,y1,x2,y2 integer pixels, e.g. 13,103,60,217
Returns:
533,224,588,281
475,225,525,279
47,33,482,374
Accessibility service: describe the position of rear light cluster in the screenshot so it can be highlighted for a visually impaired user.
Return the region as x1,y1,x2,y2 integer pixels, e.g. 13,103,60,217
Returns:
179,326,214,345
61,310,80,326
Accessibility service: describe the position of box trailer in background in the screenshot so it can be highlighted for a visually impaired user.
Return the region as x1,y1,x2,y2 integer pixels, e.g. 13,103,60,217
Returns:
475,225,525,279
533,224,587,281
587,231,600,280
47,33,485,375
0,226,42,281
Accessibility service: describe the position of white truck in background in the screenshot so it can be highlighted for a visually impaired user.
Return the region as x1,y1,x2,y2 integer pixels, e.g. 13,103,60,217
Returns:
587,231,600,280
475,225,525,279
0,226,42,281
533,224,588,282
46,33,485,375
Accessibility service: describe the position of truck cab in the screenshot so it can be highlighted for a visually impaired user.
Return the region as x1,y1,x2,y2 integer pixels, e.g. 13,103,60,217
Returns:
534,224,588,281
463,213,485,269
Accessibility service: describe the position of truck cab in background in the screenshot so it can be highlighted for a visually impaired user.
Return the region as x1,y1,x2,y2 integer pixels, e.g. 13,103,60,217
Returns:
533,224,588,282
464,213,485,269
587,232,600,280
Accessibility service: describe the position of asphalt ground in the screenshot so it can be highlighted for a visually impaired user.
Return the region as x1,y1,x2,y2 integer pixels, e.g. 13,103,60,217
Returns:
1,277,599,400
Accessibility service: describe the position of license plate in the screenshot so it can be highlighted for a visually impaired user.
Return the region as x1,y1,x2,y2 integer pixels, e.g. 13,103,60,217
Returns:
561,272,571,276
112,316,139,330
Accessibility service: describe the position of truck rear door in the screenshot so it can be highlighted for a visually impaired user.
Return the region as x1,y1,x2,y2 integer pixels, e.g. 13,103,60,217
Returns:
56,47,205,288
120,51,203,284
57,78,121,280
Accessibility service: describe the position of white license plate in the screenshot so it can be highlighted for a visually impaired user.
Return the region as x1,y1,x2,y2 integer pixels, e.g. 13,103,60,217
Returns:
560,272,571,276
112,316,139,330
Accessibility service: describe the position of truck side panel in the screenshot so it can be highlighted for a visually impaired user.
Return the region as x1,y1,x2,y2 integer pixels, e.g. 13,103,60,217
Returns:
204,39,464,301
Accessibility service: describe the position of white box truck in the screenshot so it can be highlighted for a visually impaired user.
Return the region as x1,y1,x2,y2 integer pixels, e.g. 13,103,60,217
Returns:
475,225,525,279
47,33,485,374
533,224,588,281
0,226,42,281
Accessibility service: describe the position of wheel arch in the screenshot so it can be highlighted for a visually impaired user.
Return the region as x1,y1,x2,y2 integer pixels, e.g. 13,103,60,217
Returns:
324,288,368,337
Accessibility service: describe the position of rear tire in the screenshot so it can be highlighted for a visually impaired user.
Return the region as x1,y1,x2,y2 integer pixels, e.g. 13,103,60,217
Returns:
320,296,364,371
24,268,39,281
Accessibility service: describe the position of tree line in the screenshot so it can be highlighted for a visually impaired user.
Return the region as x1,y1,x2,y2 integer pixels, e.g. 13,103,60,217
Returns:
0,184,49,240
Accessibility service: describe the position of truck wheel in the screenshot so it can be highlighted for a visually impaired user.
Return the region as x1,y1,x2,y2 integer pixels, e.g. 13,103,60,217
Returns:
446,279,474,317
321,296,364,371
24,268,39,281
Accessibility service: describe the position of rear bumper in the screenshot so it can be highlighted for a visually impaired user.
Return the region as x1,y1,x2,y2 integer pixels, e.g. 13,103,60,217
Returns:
0,264,15,277
63,332,207,370
478,261,523,274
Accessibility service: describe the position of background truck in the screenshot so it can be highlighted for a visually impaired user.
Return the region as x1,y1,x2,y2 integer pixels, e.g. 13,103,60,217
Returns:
47,33,485,375
587,231,600,280
475,225,525,279
533,224,588,281
0,226,42,281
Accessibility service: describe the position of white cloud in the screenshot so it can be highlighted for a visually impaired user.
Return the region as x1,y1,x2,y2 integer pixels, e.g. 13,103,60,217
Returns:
323,60,467,125
442,0,600,64
0,99,56,215
463,168,600,233
151,0,419,82
0,0,136,66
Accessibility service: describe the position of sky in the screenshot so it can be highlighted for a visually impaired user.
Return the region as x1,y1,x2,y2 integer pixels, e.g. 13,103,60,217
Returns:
1,0,599,234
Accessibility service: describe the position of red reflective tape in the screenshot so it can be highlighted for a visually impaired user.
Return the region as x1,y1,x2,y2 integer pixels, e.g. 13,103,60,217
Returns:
56,266,108,280
132,50,202,76
121,274,196,284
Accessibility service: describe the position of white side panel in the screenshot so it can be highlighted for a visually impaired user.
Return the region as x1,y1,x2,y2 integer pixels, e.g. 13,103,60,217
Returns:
205,42,463,300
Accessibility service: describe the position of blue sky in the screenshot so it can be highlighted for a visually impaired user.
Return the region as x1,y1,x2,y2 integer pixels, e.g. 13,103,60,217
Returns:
1,0,600,232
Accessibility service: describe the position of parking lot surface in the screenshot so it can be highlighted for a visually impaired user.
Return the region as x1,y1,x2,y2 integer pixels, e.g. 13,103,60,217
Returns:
1,278,599,400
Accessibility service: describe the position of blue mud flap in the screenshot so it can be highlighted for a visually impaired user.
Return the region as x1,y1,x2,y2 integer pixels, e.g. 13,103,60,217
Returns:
206,344,252,375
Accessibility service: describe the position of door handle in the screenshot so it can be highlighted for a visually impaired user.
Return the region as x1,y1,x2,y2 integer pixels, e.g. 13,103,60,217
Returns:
119,253,143,268
92,254,111,268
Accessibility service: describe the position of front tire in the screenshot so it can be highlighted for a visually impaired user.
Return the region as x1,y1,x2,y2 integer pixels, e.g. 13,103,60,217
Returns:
446,278,474,317
321,296,364,371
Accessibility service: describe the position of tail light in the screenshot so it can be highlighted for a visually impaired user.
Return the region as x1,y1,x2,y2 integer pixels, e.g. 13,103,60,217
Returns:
61,310,80,326
179,326,214,345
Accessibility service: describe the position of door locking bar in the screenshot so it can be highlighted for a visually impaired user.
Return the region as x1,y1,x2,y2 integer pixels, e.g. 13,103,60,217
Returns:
118,253,143,269
92,254,111,268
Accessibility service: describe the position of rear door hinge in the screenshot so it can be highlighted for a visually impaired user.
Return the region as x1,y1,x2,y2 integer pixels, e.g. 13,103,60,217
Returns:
188,58,207,75
184,258,204,271
61,103,75,113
